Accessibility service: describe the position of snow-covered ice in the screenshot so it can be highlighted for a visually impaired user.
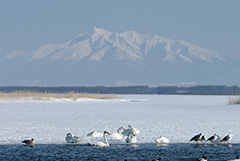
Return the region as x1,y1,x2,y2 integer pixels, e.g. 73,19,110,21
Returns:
0,95,239,144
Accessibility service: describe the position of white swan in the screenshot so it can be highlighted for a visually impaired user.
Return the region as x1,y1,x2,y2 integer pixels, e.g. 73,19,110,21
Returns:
129,125,140,135
65,133,82,143
121,128,133,137
126,132,137,143
121,125,139,137
107,126,126,140
154,136,169,144
87,130,103,138
88,131,110,147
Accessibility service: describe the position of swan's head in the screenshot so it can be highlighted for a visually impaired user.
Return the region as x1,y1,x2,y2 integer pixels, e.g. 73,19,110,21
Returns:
104,131,110,135
119,126,126,130
66,133,73,137
90,130,96,134
128,125,134,129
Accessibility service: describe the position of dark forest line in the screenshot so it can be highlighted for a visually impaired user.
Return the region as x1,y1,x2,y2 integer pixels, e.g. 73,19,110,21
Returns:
0,85,240,95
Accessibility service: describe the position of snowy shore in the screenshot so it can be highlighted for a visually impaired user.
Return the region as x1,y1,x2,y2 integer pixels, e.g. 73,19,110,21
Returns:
0,95,239,144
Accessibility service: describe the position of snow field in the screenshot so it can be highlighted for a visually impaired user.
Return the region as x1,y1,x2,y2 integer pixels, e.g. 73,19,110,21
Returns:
0,95,239,144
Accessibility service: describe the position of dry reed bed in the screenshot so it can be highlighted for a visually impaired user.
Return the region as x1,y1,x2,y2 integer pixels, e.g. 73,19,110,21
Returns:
0,91,119,101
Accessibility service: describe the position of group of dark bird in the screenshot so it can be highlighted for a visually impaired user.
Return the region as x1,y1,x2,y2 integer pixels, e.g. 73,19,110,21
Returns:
190,133,233,144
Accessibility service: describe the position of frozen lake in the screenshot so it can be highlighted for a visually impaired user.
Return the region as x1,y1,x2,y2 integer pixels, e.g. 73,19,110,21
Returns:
0,95,239,144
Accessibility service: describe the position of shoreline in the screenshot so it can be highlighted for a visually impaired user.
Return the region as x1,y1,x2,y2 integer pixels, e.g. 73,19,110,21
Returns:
0,91,120,101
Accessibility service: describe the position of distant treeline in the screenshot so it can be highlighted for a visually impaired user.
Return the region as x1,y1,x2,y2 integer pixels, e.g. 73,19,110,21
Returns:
0,85,240,95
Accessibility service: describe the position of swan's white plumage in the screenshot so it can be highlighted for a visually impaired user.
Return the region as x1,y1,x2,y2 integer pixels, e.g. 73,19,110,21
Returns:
121,125,139,137
126,132,137,143
87,130,103,138
154,136,169,144
129,125,140,135
107,126,126,140
88,131,110,147
65,133,82,143
121,128,134,137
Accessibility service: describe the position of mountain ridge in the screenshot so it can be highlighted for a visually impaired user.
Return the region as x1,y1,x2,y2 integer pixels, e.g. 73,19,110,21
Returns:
0,27,239,86
0,27,225,63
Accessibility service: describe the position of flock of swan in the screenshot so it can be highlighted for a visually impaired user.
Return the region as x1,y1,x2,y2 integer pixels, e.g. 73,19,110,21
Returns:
21,125,169,147
65,125,157,147
64,129,232,147
21,126,233,147
20,127,239,161
66,125,169,146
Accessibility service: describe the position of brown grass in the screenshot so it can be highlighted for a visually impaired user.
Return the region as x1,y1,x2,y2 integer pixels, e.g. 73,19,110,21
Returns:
228,96,240,104
0,91,119,101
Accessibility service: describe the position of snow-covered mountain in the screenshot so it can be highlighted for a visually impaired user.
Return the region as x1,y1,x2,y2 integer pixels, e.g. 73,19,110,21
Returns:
0,27,239,86
0,27,224,63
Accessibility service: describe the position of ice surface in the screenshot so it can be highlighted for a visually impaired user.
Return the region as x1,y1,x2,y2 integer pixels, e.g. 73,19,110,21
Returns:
0,95,239,144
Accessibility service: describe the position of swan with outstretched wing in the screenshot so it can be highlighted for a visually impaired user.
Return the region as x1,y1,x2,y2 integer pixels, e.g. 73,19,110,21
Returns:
121,125,139,137
87,130,103,138
107,126,126,140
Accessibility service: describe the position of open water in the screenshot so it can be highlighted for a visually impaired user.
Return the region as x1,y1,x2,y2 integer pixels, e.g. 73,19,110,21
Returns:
0,143,239,161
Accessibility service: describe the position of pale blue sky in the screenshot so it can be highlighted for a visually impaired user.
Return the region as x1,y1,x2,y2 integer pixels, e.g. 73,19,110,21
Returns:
0,0,239,57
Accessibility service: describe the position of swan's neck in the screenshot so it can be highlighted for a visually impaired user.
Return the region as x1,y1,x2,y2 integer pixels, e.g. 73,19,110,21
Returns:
117,127,123,134
130,126,136,131
103,133,109,145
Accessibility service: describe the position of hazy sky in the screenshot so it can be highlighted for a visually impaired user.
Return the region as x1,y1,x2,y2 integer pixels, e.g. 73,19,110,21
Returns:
0,0,239,57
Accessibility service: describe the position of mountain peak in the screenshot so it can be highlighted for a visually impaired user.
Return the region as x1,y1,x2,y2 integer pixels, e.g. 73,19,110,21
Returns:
1,27,226,64
120,30,144,45
88,27,112,36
